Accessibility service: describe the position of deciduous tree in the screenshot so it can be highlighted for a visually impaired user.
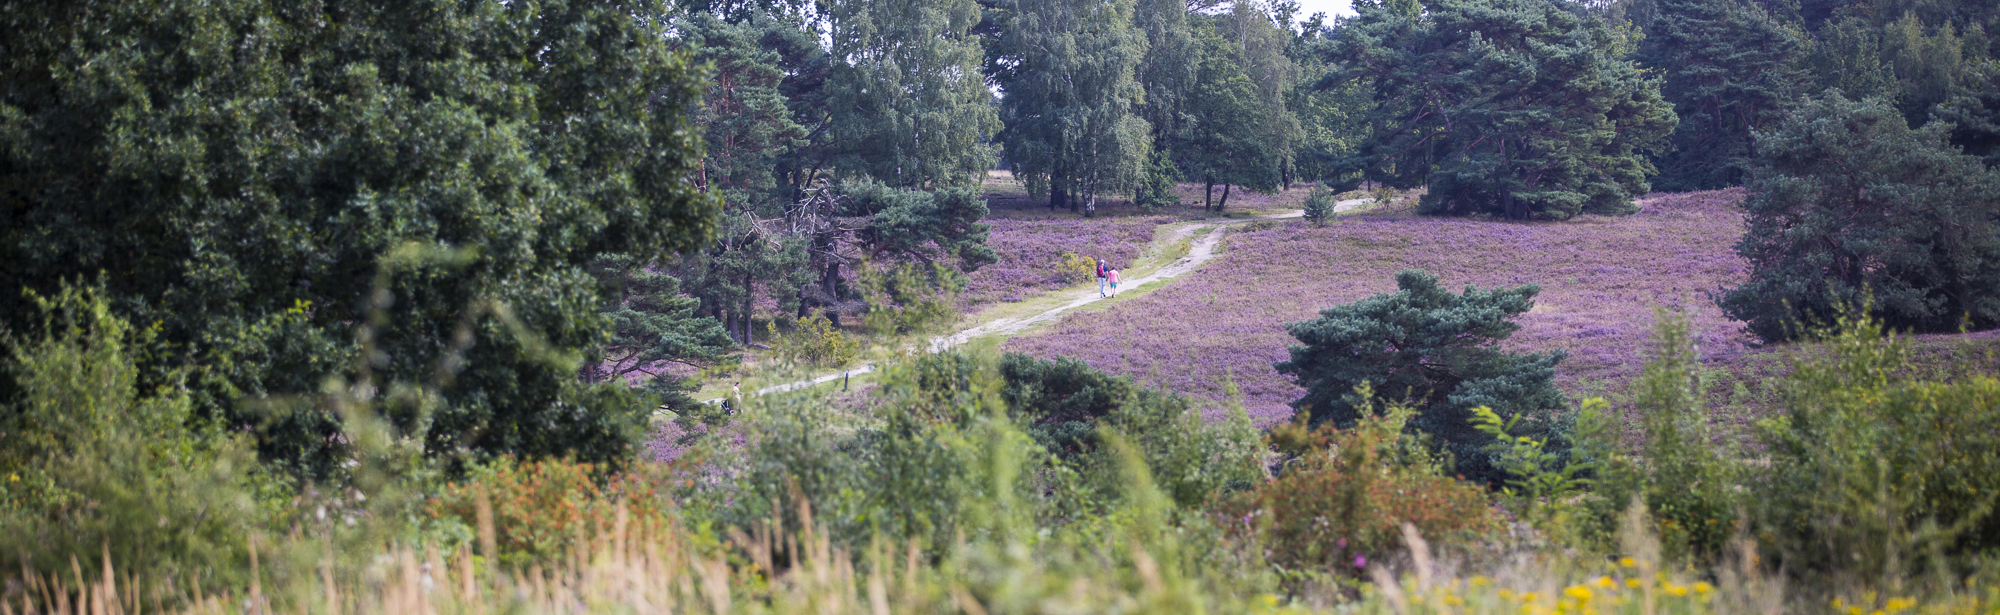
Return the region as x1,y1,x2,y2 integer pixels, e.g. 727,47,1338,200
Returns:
0,0,717,475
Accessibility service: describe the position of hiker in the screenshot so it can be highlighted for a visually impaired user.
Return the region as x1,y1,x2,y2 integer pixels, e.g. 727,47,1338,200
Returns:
1108,267,1121,296
1095,256,1108,297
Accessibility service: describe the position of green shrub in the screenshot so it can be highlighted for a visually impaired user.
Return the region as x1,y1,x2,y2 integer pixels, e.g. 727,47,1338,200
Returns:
998,354,1263,509
859,262,962,339
424,456,675,567
1302,184,1337,226
769,313,859,367
1275,270,1567,485
0,285,273,588
1756,309,2000,588
1223,391,1500,577
1056,253,1098,285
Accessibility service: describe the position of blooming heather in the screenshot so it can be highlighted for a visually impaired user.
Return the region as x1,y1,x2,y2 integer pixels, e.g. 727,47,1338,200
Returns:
961,216,1171,310
1004,189,1755,424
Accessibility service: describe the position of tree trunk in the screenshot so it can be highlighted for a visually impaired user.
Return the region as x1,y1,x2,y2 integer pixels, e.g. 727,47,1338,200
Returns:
1050,168,1069,210
724,311,741,345
1218,183,1232,210
822,260,843,328
1083,191,1097,218
1204,179,1214,210
741,275,754,345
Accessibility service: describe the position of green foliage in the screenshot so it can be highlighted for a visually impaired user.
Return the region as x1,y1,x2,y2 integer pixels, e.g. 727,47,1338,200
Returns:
0,285,270,587
768,313,859,367
860,262,963,340
1132,149,1184,211
683,12,809,204
1055,253,1099,285
1756,309,2000,585
1937,63,2000,167
587,254,737,412
821,0,999,189
991,0,1153,216
1275,270,1567,485
1168,8,1298,211
1222,391,1500,578
425,456,675,568
1720,94,2000,341
1468,404,1596,534
0,0,719,475
1337,0,1677,219
840,181,1000,272
1602,309,1739,561
998,354,1264,509
1636,0,1806,191
1301,184,1337,226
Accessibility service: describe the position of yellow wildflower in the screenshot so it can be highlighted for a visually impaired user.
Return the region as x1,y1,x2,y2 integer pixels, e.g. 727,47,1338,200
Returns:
1565,586,1594,601
1472,576,1493,587
1694,582,1714,594
1885,598,1916,612
1625,578,1642,589
1619,557,1637,568
1595,576,1615,589
1667,585,1688,597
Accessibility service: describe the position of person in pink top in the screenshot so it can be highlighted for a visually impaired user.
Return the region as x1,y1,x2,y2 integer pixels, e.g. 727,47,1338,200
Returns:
1107,267,1121,296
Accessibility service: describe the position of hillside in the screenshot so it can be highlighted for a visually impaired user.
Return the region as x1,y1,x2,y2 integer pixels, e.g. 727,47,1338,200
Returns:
1004,189,1757,422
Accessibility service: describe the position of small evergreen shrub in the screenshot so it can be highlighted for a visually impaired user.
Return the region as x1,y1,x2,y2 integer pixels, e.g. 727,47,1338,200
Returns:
1301,184,1337,226
1275,269,1567,484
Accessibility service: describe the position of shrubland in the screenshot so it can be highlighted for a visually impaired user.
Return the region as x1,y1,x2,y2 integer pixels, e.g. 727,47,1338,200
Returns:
12,275,2000,614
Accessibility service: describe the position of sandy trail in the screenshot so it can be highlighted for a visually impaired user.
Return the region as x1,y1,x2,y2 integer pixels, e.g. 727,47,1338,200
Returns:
735,199,1372,399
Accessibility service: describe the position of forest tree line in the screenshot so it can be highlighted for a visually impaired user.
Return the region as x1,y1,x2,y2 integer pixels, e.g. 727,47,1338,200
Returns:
3,0,1998,479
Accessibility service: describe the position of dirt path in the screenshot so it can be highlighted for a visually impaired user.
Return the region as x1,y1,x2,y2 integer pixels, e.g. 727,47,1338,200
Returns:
737,198,1372,398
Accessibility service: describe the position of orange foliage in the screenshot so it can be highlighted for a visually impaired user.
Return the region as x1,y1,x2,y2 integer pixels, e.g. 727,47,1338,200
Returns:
427,457,675,564
1221,411,1499,575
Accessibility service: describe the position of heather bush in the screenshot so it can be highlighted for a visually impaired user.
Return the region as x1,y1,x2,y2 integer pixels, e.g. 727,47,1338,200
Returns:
1223,390,1500,579
1276,270,1568,484
0,285,274,588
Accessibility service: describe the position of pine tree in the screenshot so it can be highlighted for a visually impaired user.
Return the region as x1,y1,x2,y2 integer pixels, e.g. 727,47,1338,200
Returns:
1638,0,1806,190
1338,0,1677,219
1275,269,1567,485
1720,94,2000,340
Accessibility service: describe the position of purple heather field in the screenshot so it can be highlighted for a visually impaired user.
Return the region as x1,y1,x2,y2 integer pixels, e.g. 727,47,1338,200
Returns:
1003,189,1757,424
960,215,1171,311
